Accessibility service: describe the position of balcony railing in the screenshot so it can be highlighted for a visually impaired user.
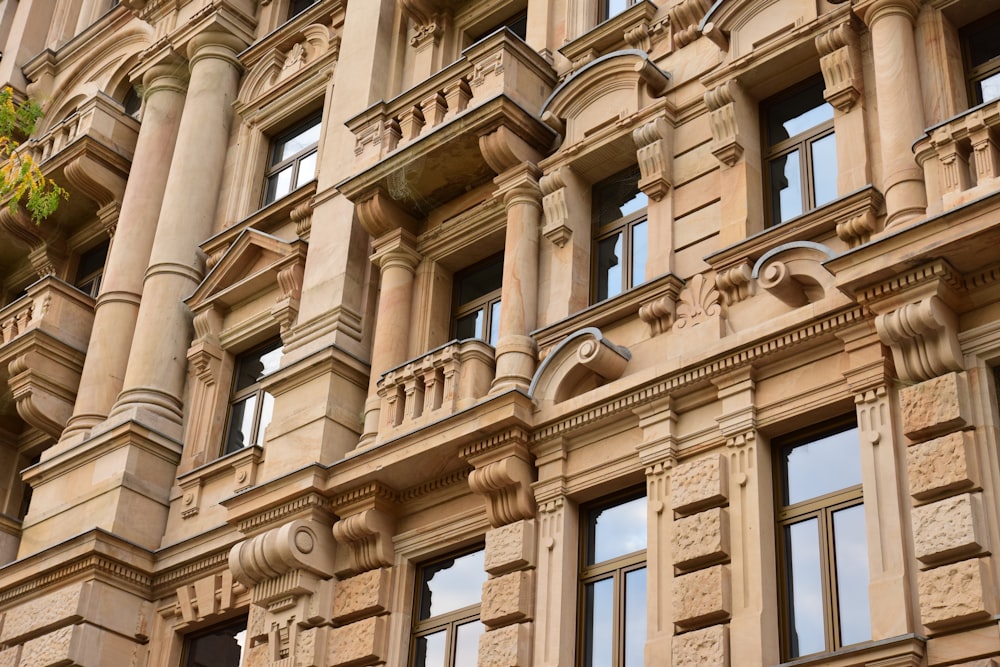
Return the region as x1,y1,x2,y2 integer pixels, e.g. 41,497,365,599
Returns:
916,99,1000,214
0,277,95,354
23,93,139,167
376,339,495,440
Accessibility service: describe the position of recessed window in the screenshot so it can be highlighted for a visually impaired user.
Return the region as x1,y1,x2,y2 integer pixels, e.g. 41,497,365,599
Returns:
288,0,318,19
453,254,503,345
469,10,528,43
122,87,142,119
223,340,283,455
580,491,647,667
592,165,648,303
776,421,870,660
412,548,487,667
763,78,837,226
263,114,321,206
600,0,640,22
961,9,1000,106
74,239,110,298
183,617,247,667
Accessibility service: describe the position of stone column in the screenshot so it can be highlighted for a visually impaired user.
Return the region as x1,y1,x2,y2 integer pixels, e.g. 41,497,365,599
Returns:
106,31,245,437
58,60,187,449
492,164,543,393
862,0,927,228
358,229,421,446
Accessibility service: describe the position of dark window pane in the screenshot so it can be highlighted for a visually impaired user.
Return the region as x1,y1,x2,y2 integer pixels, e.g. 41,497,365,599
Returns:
967,22,1000,69
277,121,322,162
588,495,647,565
583,578,614,667
786,518,824,658
833,503,871,647
454,621,484,666
234,343,283,391
225,395,256,454
419,549,486,619
631,220,648,288
624,567,647,667
414,630,446,667
811,133,838,207
456,257,503,304
455,310,483,341
770,150,802,223
596,233,623,301
288,0,317,18
507,13,528,40
766,81,832,145
782,427,861,505
185,619,246,667
593,166,643,226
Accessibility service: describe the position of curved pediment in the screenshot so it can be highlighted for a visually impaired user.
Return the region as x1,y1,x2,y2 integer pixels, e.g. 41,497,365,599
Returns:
529,328,631,405
751,241,837,307
238,24,339,111
541,50,669,149
700,0,826,60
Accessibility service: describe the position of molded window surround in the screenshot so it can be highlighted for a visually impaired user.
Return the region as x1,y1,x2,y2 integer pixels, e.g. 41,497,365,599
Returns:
263,114,321,206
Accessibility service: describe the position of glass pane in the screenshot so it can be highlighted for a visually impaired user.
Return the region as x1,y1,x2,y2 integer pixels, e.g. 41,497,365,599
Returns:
455,310,483,341
624,567,647,667
583,578,614,667
588,495,647,565
296,151,318,187
782,427,861,506
488,300,502,346
770,150,802,223
234,343,283,391
967,22,1000,69
255,391,275,446
785,518,824,658
418,549,486,620
593,166,644,225
979,72,1000,104
456,256,503,304
278,120,321,161
185,619,246,667
224,396,256,454
413,631,446,667
265,167,293,204
596,233,623,301
74,240,109,284
454,621,484,667
833,504,871,647
767,81,833,144
630,220,648,288
811,133,838,207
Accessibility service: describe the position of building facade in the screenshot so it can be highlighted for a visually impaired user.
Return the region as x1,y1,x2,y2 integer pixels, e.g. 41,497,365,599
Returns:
0,0,999,665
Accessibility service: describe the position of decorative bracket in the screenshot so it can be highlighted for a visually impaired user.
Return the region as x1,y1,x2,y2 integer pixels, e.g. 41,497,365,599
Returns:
330,482,398,577
462,430,536,527
633,116,672,201
704,80,744,167
815,16,863,112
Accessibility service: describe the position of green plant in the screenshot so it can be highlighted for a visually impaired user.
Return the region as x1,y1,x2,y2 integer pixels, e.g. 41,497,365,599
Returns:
0,87,67,222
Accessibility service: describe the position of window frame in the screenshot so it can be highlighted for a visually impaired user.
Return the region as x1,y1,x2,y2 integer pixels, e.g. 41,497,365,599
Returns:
451,253,503,346
774,417,869,661
591,164,648,304
221,339,283,456
262,113,322,207
761,76,837,227
181,616,248,667
960,8,1000,107
578,488,647,667
599,0,641,23
73,239,110,299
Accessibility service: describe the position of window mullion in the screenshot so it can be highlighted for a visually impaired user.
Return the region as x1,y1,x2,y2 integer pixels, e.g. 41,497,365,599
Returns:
818,507,837,652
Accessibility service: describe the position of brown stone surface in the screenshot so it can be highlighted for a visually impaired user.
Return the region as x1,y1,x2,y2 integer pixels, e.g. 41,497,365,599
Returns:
918,558,992,630
671,455,728,516
484,519,536,575
479,621,533,667
19,624,74,667
482,570,534,628
912,493,986,566
673,565,731,629
332,567,390,624
899,372,969,441
673,508,729,570
0,647,19,667
0,582,83,643
328,615,387,667
908,430,978,501
672,624,729,667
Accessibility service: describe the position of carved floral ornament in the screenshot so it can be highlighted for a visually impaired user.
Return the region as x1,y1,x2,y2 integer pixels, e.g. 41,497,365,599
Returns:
238,24,340,108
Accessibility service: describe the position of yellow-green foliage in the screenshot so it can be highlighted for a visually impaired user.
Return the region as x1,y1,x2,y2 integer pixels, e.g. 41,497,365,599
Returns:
0,87,67,223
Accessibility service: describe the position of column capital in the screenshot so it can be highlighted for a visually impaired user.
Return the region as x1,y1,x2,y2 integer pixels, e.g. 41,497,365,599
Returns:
859,0,921,27
370,228,421,272
497,162,543,210
187,29,247,69
141,58,190,96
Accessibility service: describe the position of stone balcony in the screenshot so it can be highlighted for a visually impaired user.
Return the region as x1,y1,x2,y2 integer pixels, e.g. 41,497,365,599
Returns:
916,99,1000,215
340,29,557,218
375,339,495,442
0,277,95,440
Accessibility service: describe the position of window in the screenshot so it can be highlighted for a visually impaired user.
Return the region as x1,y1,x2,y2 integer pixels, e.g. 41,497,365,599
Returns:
73,239,109,298
263,114,321,205
600,0,640,22
183,617,247,667
288,0,318,19
592,165,648,303
580,491,647,667
469,10,528,43
223,340,282,455
961,10,1000,106
412,548,487,667
453,254,502,345
763,78,837,226
776,420,870,660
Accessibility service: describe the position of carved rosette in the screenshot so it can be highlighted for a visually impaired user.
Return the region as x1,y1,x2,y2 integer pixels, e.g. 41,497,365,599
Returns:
463,431,536,528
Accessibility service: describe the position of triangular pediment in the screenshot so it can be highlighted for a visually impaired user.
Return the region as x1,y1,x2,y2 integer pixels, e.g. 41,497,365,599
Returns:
187,229,307,311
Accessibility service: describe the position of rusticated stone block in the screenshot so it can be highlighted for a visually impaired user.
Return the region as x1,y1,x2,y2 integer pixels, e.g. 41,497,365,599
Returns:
0,582,83,643
672,455,728,516
485,519,536,575
482,571,533,628
673,565,731,629
20,625,74,667
907,431,978,502
328,616,388,667
333,568,390,624
673,624,729,667
900,372,969,441
0,646,20,667
918,558,992,630
912,493,987,566
673,508,730,571
479,621,532,667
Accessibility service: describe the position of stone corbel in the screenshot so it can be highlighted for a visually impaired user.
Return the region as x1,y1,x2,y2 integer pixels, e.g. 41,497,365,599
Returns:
539,166,584,247
330,482,398,576
836,207,877,248
272,261,304,339
633,116,672,201
480,126,543,175
638,278,683,336
815,16,863,112
669,0,712,49
0,205,66,278
714,261,754,307
401,0,448,48
291,198,314,239
751,242,837,307
463,430,536,527
7,350,78,439
63,154,127,210
355,188,419,238
704,80,744,167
